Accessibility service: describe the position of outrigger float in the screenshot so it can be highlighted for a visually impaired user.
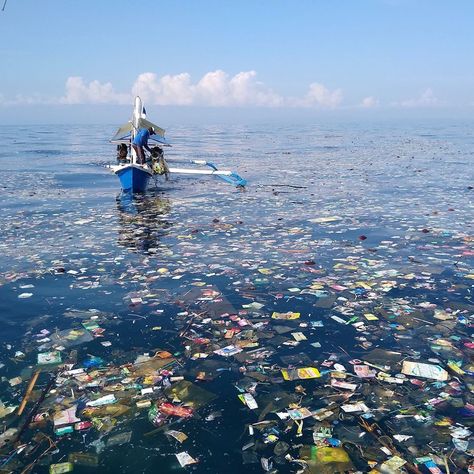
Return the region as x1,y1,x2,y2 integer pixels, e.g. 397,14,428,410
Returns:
110,96,246,193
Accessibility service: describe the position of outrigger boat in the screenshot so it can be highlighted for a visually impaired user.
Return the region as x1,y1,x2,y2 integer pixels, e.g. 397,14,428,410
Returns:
110,96,246,193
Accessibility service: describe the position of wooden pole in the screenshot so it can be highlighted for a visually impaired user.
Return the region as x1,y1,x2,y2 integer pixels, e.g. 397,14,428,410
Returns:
17,370,40,416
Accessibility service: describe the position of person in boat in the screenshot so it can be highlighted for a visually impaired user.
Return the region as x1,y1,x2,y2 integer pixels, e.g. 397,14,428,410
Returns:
116,143,128,162
150,145,169,178
132,126,156,165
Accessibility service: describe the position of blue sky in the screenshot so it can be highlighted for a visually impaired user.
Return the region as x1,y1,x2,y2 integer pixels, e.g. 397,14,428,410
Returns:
0,0,473,123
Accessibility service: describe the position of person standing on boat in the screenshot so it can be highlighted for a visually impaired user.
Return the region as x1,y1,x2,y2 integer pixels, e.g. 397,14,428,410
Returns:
132,127,155,165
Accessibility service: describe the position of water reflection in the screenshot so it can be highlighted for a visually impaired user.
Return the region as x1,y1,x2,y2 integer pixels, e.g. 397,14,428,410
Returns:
115,192,173,253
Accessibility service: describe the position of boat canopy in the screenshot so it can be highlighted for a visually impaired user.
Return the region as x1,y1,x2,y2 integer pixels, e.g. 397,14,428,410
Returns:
111,118,170,146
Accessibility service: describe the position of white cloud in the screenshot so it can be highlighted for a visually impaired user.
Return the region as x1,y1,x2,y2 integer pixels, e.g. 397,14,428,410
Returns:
360,96,379,108
197,70,230,105
0,70,341,109
0,75,456,111
1,77,129,106
289,82,343,108
225,71,283,107
132,72,195,106
132,70,283,107
395,88,440,108
304,82,343,108
59,76,130,105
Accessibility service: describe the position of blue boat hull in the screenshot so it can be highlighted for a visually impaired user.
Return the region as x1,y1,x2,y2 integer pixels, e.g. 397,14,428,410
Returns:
115,166,152,193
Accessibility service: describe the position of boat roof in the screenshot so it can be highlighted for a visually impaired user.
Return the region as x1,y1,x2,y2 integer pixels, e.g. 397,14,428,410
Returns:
111,118,171,146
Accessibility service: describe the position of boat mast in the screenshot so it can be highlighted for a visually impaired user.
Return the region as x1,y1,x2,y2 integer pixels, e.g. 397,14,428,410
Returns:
131,96,142,166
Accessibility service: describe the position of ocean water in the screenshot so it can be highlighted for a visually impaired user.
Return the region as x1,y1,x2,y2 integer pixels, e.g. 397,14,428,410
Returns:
0,120,473,473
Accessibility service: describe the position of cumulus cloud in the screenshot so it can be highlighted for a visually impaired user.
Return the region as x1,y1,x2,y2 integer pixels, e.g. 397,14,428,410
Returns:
59,76,130,105
0,77,129,106
395,88,440,108
360,96,379,108
0,74,453,111
132,70,283,107
0,70,342,109
288,82,343,108
132,72,195,106
304,82,343,108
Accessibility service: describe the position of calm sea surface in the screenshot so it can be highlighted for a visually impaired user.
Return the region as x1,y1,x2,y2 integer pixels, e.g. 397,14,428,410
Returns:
0,121,473,473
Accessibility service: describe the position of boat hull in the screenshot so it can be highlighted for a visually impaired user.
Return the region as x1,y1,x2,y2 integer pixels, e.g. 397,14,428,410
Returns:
113,165,153,193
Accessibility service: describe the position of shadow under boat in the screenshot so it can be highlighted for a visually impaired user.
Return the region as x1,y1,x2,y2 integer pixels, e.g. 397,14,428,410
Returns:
115,191,173,253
